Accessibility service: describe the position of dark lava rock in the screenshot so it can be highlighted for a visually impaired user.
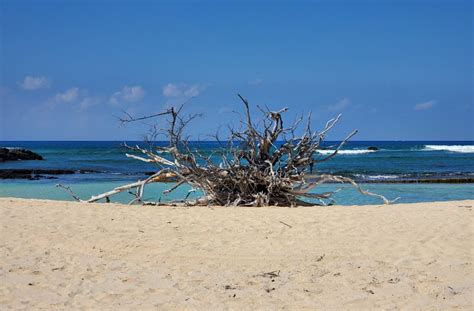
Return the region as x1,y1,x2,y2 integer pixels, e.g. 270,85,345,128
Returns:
0,169,99,180
0,148,43,162
367,146,379,151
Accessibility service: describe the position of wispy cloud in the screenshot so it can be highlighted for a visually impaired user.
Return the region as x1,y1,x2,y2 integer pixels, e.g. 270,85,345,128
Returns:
414,100,436,110
248,78,263,86
80,96,102,110
20,76,50,90
45,85,145,111
184,84,201,97
110,85,145,105
162,83,207,98
162,83,182,97
328,98,351,111
54,87,79,103
47,87,101,110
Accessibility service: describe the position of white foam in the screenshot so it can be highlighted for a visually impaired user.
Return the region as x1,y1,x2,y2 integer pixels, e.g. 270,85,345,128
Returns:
353,174,400,180
423,145,474,153
316,149,376,155
366,175,399,180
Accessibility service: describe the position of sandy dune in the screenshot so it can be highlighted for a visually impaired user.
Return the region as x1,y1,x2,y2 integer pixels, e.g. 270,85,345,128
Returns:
0,198,472,310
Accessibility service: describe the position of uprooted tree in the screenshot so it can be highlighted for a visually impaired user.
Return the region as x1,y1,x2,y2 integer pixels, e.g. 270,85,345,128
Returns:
58,94,398,206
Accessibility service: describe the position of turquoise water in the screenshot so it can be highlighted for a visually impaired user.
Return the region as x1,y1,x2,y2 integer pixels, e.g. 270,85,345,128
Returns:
1,141,473,205
1,180,472,205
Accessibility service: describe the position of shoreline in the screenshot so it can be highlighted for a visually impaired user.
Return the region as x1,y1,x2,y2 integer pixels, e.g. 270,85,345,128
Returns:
1,197,473,206
1,198,472,309
1,168,473,184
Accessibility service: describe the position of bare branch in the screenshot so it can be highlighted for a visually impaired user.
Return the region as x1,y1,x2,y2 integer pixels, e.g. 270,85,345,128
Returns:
59,95,397,206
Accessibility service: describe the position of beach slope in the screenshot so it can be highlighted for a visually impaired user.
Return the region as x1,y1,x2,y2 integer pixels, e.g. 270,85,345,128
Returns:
0,198,472,309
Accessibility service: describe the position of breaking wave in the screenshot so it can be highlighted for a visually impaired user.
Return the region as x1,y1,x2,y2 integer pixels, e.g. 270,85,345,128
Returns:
423,145,474,153
317,149,376,155
353,174,400,180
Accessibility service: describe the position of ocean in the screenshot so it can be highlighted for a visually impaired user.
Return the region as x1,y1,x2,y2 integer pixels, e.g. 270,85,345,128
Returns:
1,141,473,205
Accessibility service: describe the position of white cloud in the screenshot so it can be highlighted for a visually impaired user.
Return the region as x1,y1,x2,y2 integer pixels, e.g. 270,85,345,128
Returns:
109,96,119,105
122,86,145,102
80,96,102,110
46,88,102,110
184,85,201,97
162,83,182,97
110,85,145,105
54,87,79,103
328,98,351,111
162,83,207,98
20,76,50,90
414,100,435,110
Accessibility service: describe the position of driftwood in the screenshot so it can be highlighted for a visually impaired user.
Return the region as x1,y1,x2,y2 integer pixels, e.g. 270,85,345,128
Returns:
57,94,398,206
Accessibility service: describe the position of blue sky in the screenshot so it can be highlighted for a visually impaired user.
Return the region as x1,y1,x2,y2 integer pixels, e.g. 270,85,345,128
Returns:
0,0,472,140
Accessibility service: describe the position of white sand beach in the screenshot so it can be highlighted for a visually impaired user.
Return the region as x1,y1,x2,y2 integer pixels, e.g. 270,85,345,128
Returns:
0,198,472,310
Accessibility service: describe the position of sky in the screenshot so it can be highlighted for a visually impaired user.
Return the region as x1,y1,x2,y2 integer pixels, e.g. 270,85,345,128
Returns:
0,0,472,141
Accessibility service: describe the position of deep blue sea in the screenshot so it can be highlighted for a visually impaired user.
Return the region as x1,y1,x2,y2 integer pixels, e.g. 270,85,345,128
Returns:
1,141,473,205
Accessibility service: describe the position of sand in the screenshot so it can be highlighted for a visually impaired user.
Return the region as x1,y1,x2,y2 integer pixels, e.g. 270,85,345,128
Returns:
0,198,472,310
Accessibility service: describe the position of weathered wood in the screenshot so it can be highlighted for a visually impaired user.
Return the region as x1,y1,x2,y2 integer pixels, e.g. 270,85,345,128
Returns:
58,95,395,206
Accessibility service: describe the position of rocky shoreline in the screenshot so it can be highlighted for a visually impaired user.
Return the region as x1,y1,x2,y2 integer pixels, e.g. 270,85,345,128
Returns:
0,169,99,180
0,148,43,162
1,168,473,183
